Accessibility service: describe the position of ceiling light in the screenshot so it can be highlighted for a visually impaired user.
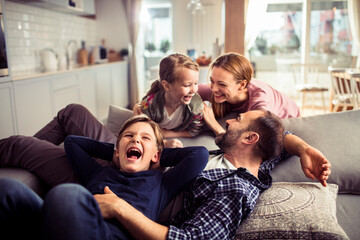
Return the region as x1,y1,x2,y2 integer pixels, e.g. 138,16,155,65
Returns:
187,0,205,15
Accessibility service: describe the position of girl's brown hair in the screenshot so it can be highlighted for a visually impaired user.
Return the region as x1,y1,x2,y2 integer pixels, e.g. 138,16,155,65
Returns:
209,53,253,118
145,53,199,97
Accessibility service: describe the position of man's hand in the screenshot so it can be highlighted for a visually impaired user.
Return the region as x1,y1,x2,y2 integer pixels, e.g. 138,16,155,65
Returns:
299,146,331,187
94,186,125,219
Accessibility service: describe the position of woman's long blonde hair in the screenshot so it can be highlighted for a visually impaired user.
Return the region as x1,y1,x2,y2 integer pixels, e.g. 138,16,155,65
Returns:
209,52,253,118
144,53,199,97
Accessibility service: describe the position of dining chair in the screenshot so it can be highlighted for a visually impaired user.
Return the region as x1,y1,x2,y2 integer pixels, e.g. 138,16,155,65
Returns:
328,67,360,112
291,63,328,113
346,69,360,110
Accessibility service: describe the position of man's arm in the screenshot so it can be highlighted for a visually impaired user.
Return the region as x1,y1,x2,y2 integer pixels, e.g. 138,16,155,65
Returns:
283,134,331,187
94,186,244,240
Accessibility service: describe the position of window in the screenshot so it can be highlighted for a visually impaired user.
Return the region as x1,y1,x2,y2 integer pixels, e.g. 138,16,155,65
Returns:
139,1,173,95
249,0,353,72
141,3,172,56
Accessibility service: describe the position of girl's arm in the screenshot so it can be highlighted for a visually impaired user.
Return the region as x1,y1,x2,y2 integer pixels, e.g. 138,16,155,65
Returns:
162,129,192,138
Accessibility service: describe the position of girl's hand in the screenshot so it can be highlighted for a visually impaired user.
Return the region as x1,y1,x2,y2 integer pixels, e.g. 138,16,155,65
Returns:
133,103,143,115
164,139,183,148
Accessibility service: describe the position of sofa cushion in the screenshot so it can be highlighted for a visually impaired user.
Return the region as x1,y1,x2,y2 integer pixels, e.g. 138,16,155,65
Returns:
272,109,360,194
105,104,134,136
0,168,49,198
235,182,349,240
336,194,360,240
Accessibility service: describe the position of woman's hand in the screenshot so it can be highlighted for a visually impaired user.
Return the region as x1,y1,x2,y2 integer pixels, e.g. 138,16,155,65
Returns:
202,103,225,136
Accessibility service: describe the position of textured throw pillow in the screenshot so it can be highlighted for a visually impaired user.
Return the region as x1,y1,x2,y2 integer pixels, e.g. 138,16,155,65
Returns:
235,182,349,240
105,105,134,136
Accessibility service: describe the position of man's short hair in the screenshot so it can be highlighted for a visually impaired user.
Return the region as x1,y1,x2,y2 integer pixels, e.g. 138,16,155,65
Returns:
248,110,284,160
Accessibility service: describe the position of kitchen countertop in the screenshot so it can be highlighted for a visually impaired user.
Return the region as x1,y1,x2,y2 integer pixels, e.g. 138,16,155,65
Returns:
11,60,127,81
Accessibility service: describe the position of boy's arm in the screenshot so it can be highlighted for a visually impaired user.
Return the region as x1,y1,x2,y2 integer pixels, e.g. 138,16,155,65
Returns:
161,147,208,197
283,134,331,187
64,135,114,184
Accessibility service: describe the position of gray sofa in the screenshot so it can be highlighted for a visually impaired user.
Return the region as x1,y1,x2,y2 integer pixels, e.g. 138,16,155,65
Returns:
1,105,359,240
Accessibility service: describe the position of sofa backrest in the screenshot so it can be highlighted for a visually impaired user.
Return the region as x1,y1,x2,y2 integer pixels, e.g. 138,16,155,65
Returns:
106,105,360,194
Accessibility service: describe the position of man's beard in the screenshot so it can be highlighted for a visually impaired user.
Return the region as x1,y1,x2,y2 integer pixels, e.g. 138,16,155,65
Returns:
215,128,245,152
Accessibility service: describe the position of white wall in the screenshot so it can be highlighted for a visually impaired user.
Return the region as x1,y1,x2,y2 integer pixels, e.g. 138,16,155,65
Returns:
4,0,97,74
4,0,222,75
172,0,222,58
95,0,130,52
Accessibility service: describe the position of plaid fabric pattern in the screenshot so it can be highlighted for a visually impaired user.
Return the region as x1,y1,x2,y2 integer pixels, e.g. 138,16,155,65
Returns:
167,149,288,240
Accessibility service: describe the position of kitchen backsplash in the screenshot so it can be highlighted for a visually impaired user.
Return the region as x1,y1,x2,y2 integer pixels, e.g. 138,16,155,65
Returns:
4,1,97,74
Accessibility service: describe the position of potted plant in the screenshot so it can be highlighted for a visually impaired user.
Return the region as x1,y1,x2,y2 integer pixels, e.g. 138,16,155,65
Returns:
160,39,170,53
145,42,156,52
119,48,129,60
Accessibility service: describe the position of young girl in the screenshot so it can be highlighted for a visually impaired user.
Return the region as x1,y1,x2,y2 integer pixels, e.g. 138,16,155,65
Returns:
134,53,204,147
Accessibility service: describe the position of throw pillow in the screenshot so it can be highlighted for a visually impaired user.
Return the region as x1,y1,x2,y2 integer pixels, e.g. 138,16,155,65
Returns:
105,104,134,136
235,182,349,240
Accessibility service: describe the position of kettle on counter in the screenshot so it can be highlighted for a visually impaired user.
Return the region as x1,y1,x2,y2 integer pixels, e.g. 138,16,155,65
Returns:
41,48,58,72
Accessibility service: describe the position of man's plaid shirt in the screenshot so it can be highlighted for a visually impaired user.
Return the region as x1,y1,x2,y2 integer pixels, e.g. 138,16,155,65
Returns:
167,149,288,239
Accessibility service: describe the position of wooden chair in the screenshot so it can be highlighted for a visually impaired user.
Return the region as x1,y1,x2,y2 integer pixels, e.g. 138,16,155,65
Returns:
291,63,328,113
346,69,360,110
328,67,360,112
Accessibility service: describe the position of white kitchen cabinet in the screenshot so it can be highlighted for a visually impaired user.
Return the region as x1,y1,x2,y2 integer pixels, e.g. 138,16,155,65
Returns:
78,68,97,117
7,0,95,16
10,61,128,135
50,73,81,116
13,72,81,136
111,61,129,108
95,64,112,121
13,78,53,136
82,0,95,15
0,82,16,138
95,61,129,121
